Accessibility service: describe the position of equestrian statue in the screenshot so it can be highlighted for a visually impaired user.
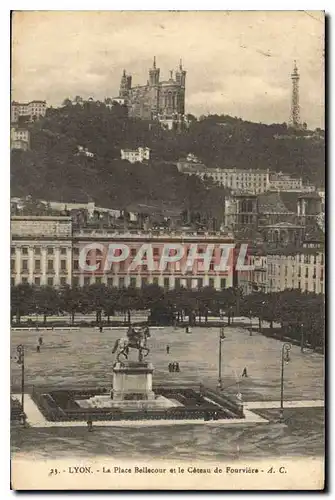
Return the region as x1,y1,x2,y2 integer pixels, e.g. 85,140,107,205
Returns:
112,325,151,364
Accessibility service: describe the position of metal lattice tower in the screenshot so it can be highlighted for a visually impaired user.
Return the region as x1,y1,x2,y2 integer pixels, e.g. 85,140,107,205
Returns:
290,60,301,129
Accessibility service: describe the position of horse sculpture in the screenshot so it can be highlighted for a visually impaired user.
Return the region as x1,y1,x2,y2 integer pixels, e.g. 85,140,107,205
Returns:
112,325,151,364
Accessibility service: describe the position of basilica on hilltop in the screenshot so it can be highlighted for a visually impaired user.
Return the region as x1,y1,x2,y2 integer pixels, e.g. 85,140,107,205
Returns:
117,57,186,130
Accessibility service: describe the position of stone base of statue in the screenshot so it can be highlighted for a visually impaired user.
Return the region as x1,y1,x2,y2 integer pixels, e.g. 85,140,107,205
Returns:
112,361,155,401
76,360,180,410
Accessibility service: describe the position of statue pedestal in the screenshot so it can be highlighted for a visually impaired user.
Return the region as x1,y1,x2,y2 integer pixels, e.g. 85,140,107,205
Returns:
112,361,155,401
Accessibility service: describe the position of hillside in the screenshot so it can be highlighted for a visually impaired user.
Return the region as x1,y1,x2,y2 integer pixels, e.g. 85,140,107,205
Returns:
11,102,325,214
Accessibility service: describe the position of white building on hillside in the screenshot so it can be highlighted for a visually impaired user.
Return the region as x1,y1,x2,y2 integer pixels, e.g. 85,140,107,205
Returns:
121,147,150,163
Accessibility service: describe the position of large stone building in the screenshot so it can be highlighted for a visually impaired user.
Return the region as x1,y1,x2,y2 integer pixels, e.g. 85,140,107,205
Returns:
11,127,30,151
11,216,73,287
239,239,325,296
11,216,234,291
11,100,47,123
118,58,186,129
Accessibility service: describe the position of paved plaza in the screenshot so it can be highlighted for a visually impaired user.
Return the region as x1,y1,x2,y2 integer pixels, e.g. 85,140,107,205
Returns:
11,325,324,460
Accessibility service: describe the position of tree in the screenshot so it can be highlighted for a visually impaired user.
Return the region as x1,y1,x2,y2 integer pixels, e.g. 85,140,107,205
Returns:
59,285,86,325
62,98,72,107
11,283,35,323
34,286,60,324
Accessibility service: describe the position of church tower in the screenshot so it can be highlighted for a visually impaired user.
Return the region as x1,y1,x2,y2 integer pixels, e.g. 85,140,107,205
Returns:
149,56,160,86
175,59,186,88
175,59,186,116
119,69,131,98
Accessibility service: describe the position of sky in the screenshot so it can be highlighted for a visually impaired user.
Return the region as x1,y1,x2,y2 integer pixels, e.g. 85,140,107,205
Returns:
12,11,325,128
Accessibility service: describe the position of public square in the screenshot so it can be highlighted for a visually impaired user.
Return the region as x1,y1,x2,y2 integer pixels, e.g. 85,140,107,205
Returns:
11,325,324,461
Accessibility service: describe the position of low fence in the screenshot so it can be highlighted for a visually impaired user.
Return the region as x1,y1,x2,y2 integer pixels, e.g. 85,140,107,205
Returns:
31,385,244,422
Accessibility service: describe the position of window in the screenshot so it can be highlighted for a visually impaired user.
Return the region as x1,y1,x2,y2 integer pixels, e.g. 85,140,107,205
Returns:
198,278,203,289
73,247,80,256
47,248,54,255
21,277,28,284
60,277,67,286
321,254,324,265
11,247,15,255
320,269,324,281
175,278,181,289
34,247,41,255
153,247,160,256
209,278,215,288
72,277,79,287
305,255,311,264
22,260,28,271
298,266,301,278
47,277,54,286
61,260,67,271
284,266,288,276
209,262,214,271
35,260,41,271
11,277,15,287
141,277,148,288
34,277,40,285
107,277,113,287
130,277,137,288
119,277,125,288
186,278,192,289
313,283,316,293
153,277,159,286
47,260,54,271
60,247,67,255
95,277,102,284
73,260,79,270
22,247,28,255
298,281,301,289
220,278,226,289
131,248,137,257
305,268,309,279
84,277,90,286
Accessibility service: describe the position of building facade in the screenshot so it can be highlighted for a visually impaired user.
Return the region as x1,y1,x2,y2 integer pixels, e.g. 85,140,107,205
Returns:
11,127,30,150
120,147,150,163
267,248,324,294
11,100,47,123
268,172,303,191
119,58,186,129
239,246,324,296
11,216,73,287
11,216,234,291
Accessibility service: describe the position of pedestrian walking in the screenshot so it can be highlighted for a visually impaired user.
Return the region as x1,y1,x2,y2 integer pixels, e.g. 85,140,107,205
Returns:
99,326,103,333
168,362,172,373
241,367,248,378
175,362,180,373
38,336,43,346
87,419,93,432
36,345,40,353
166,345,170,354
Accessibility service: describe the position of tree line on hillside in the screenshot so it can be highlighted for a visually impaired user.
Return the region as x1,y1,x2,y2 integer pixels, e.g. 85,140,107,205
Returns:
11,103,324,211
11,284,324,350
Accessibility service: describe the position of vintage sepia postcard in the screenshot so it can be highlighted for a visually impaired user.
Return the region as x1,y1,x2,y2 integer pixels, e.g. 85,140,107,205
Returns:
10,10,325,491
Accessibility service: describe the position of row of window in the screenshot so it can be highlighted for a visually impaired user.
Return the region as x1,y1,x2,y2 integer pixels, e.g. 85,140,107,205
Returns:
11,259,68,272
11,247,70,256
269,264,324,280
11,276,227,290
268,279,324,294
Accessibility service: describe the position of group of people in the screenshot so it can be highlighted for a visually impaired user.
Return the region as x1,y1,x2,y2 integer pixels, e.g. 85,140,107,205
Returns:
168,362,180,373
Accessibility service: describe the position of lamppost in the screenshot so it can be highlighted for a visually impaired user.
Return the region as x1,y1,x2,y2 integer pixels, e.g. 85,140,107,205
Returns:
279,343,291,423
218,326,226,390
300,322,304,353
16,344,25,425
249,310,252,336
